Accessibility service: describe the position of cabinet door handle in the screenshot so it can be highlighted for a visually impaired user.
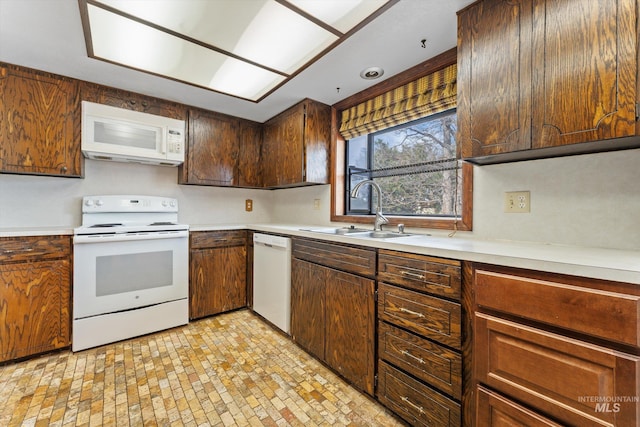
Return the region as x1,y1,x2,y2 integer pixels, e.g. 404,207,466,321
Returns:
400,270,425,280
401,396,424,414
401,350,425,364
399,307,425,318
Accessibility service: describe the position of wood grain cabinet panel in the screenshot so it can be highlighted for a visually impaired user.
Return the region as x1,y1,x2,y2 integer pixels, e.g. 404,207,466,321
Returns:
291,258,326,360
81,82,187,120
261,99,330,188
378,282,461,350
458,0,639,161
0,235,71,362
476,386,563,427
0,63,81,177
378,360,461,427
292,238,376,278
378,321,462,399
475,268,640,347
475,313,640,427
189,231,247,319
378,249,461,299
291,238,376,396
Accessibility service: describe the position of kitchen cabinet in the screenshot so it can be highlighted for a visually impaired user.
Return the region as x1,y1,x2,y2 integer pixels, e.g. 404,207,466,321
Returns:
0,63,82,177
377,249,464,427
473,265,640,426
189,230,247,319
179,108,262,187
0,235,71,362
457,0,639,162
246,231,254,310
81,82,187,120
291,238,376,395
262,98,331,188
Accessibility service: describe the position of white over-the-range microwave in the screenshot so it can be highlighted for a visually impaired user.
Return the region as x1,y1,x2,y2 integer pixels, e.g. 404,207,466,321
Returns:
81,101,186,166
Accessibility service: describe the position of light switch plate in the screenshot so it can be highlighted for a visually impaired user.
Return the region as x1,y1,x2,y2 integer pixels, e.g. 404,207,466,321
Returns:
504,191,530,213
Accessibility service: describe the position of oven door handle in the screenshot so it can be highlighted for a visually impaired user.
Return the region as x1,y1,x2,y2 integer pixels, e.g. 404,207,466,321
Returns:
74,230,189,244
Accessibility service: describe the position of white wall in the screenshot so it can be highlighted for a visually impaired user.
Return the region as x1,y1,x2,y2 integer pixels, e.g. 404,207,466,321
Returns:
2,149,638,251
0,159,271,228
271,149,640,251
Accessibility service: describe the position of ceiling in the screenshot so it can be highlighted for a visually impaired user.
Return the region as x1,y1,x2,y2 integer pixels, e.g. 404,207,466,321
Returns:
0,0,474,123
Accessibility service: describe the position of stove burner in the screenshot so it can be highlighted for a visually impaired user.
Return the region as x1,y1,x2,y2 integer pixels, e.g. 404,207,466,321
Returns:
89,223,123,228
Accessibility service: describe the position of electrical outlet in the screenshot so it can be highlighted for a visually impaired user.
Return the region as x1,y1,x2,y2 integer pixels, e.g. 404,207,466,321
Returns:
504,191,530,213
313,199,320,210
245,199,253,212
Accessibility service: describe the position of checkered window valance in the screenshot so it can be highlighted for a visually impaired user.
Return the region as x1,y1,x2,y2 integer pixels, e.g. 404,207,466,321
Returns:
339,63,457,140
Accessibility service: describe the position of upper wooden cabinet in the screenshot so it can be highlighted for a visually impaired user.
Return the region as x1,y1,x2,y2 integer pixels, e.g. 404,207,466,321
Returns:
457,0,639,162
0,64,82,177
81,82,187,120
262,99,331,188
179,108,262,187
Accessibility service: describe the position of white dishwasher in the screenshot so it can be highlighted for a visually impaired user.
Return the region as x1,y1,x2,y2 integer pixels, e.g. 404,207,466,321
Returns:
253,233,291,334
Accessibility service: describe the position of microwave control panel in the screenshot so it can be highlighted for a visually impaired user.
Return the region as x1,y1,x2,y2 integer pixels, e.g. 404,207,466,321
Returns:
167,128,184,155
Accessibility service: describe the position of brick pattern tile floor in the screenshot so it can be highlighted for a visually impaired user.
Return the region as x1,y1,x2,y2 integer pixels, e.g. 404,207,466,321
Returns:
0,309,404,426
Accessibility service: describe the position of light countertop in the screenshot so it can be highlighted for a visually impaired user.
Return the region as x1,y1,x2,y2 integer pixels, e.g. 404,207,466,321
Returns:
3,223,639,285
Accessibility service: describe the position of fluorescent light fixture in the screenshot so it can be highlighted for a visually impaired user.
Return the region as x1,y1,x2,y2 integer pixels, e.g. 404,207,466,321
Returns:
81,0,394,101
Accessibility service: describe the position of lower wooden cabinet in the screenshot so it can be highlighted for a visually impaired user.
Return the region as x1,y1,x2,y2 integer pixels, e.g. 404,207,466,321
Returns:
378,360,461,427
473,264,640,427
476,386,563,427
189,230,247,319
291,238,376,395
0,235,71,362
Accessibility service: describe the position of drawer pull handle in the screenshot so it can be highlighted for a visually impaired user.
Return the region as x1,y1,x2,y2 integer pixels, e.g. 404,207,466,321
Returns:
400,270,425,280
399,307,425,318
401,396,424,414
3,248,34,254
401,350,425,364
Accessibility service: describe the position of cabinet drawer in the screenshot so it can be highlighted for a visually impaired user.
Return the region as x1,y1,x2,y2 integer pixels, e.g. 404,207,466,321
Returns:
378,283,461,349
476,386,563,427
0,235,71,262
292,238,375,278
378,249,461,299
378,321,461,399
475,313,640,427
377,360,460,427
190,230,247,249
475,268,640,347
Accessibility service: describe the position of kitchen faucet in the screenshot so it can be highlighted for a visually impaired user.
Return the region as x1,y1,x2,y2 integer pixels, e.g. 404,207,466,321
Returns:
350,180,389,231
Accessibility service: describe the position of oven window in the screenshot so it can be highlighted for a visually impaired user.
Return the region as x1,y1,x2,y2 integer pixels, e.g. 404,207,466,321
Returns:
96,251,173,296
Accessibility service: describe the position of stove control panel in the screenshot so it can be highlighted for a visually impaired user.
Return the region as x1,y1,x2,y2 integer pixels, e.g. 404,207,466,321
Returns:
81,195,179,213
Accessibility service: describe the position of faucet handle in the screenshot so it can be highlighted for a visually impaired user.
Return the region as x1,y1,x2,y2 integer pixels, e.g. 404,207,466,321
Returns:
398,224,405,234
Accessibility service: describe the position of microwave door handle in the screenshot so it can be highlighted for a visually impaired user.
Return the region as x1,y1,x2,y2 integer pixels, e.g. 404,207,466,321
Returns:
160,129,167,155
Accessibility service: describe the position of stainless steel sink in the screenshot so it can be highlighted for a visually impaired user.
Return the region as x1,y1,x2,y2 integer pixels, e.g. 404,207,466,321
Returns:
348,231,415,239
302,226,370,235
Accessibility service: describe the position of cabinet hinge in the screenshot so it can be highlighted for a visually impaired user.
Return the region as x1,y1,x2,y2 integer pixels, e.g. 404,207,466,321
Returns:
636,103,639,121
374,289,378,302
374,374,378,388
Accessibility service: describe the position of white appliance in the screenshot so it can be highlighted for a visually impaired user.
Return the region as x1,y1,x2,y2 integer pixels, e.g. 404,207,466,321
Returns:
81,101,185,166
253,233,292,334
73,195,189,351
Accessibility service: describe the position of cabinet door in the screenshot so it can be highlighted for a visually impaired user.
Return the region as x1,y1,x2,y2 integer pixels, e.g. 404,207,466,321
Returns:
0,65,81,176
532,0,637,147
290,258,326,360
325,269,375,395
182,109,239,186
190,245,247,319
262,104,305,187
476,386,563,427
0,259,71,361
238,120,262,187
458,0,533,157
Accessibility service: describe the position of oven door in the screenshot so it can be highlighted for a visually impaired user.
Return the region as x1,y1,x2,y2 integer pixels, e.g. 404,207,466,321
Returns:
73,230,188,320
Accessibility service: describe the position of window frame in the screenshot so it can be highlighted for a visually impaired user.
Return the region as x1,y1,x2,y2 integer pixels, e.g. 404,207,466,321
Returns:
329,48,472,231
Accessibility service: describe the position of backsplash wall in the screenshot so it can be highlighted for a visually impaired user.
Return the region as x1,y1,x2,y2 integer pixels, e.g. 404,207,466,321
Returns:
0,159,272,228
